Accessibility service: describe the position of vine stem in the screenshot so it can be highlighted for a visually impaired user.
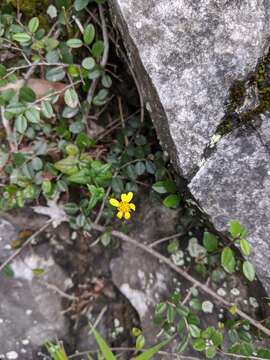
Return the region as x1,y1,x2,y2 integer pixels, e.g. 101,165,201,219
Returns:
91,223,270,337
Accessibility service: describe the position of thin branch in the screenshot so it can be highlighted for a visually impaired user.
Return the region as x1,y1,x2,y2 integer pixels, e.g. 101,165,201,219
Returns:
218,350,268,360
86,4,109,106
30,80,82,107
150,232,183,248
1,106,17,152
91,223,270,337
2,62,73,80
38,280,78,301
118,96,128,147
88,306,108,335
0,220,52,273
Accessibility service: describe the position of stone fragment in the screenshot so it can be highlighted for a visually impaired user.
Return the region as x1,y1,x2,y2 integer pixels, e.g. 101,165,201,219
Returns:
109,0,270,293
0,218,70,359
109,0,270,177
189,126,270,294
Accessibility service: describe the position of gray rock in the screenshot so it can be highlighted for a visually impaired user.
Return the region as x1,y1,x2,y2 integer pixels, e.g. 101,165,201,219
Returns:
110,200,181,346
189,125,270,294
109,0,270,293
0,218,70,359
109,0,270,177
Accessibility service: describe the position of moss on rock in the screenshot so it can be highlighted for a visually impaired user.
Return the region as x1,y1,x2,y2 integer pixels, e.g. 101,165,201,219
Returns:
9,0,49,17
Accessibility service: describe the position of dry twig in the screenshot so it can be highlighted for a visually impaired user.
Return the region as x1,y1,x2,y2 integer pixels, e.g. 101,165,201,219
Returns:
91,223,270,337
0,220,52,273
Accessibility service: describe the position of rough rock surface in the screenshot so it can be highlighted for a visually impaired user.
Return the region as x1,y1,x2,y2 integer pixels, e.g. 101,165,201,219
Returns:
109,0,270,293
110,199,181,347
189,123,270,294
0,218,70,359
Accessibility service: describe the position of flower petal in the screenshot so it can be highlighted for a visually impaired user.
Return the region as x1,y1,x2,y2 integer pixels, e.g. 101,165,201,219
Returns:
117,211,123,219
124,211,131,220
129,203,136,211
121,192,133,203
109,198,119,207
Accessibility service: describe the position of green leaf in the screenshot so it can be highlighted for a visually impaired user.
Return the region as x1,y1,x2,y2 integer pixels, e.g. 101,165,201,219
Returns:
61,107,79,120
68,168,90,184
203,232,218,252
25,108,40,123
134,340,170,360
41,101,54,118
66,144,79,156
167,305,175,323
46,67,65,82
82,57,96,70
175,304,190,317
155,302,167,316
192,338,206,352
102,74,112,88
240,239,251,256
87,185,105,209
63,203,79,215
66,38,83,48
230,342,253,356
206,346,217,359
19,86,36,102
242,261,255,281
211,330,223,347
100,232,111,246
257,349,270,359
135,161,145,176
189,298,202,311
32,268,44,276
12,32,31,43
54,156,78,175
84,24,95,45
152,181,168,194
42,180,52,194
44,38,59,51
152,180,177,194
92,40,104,58
221,247,235,274
64,88,79,108
74,0,90,11
15,115,27,134
93,89,108,106
76,133,95,149
31,157,43,171
229,220,247,239
90,325,117,360
3,265,14,277
163,194,180,208
0,64,7,78
111,177,124,193
136,335,145,351
28,17,39,33
189,324,201,338
175,335,189,353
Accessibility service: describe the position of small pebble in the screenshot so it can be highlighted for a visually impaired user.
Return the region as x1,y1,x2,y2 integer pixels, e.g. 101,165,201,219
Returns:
230,288,240,296
6,351,18,359
217,288,226,297
249,297,259,308
202,300,214,313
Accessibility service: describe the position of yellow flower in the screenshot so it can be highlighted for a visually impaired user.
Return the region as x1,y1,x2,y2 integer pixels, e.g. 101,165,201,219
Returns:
109,192,136,220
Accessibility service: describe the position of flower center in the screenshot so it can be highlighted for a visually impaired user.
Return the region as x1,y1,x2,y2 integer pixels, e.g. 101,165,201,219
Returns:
118,201,130,213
